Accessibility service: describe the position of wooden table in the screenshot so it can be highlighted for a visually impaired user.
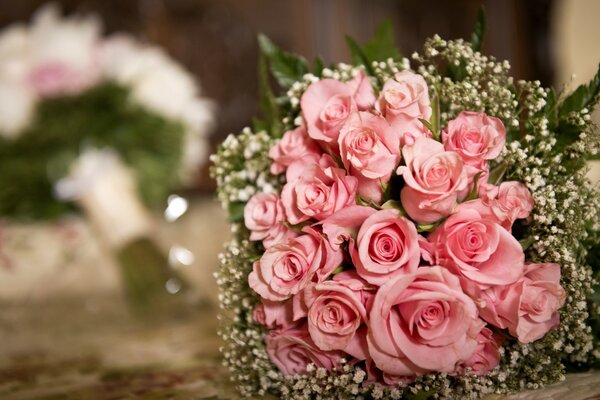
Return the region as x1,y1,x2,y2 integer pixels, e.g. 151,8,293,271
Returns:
0,296,598,400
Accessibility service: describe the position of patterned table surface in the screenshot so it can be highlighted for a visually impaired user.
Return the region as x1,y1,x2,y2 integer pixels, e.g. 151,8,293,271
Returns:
0,296,599,400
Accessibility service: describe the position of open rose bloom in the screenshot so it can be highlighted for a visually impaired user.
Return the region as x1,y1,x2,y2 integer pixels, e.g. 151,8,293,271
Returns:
239,66,566,385
213,18,600,398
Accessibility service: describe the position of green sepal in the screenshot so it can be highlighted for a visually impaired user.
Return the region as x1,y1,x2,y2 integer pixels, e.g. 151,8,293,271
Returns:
381,200,406,215
356,195,381,210
331,266,345,275
464,172,483,201
417,223,437,233
431,94,441,141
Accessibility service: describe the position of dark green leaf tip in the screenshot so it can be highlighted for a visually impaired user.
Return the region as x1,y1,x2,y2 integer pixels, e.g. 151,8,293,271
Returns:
470,5,487,52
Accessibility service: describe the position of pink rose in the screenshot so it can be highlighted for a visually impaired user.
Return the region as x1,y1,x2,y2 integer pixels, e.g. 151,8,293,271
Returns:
350,209,421,286
338,112,401,202
474,263,565,343
303,271,373,352
368,266,484,376
347,70,377,110
243,193,298,248
252,299,294,329
515,263,565,342
442,111,506,169
248,227,342,301
321,205,377,250
265,324,344,376
301,71,375,144
365,359,415,387
453,327,502,376
28,61,99,97
480,181,534,229
376,71,432,123
428,207,525,287
398,137,468,224
268,126,321,175
376,71,433,150
281,155,358,225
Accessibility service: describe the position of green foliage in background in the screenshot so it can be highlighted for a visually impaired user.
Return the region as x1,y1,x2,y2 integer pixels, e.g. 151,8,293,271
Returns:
0,82,185,220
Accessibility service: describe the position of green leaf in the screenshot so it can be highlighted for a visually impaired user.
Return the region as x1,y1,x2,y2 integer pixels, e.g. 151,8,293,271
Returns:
406,388,437,400
257,48,282,137
519,236,535,251
488,161,508,185
252,117,269,133
228,201,246,223
257,34,309,89
470,5,487,52
313,56,325,77
345,20,401,76
545,87,558,131
419,118,440,141
559,63,600,118
345,35,373,75
362,20,401,63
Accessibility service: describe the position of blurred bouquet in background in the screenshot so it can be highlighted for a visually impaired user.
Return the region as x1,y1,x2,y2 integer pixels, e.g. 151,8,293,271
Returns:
0,4,215,314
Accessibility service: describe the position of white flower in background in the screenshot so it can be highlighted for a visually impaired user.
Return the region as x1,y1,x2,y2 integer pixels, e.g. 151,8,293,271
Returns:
0,81,35,137
101,35,216,182
0,24,34,136
26,4,101,96
0,4,101,138
55,148,153,248
0,24,30,82
0,4,215,179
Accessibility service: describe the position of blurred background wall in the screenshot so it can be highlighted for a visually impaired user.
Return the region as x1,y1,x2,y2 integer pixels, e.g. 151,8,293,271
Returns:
3,0,582,191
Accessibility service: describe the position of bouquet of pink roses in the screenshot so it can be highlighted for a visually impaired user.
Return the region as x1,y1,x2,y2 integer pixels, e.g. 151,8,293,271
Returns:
212,10,600,399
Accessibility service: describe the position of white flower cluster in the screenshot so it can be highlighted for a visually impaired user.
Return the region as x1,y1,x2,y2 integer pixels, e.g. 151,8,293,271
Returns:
210,128,281,209
412,36,517,128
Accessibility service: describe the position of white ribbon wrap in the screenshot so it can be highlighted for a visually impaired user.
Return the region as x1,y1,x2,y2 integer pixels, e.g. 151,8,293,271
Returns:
55,149,153,249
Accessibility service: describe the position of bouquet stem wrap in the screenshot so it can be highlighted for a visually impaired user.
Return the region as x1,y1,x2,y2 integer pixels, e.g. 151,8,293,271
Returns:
56,149,185,316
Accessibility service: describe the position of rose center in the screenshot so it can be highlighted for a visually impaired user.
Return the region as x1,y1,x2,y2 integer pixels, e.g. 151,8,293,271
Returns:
350,128,378,155
274,254,306,284
369,225,405,264
321,95,351,122
422,156,452,191
458,128,485,154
